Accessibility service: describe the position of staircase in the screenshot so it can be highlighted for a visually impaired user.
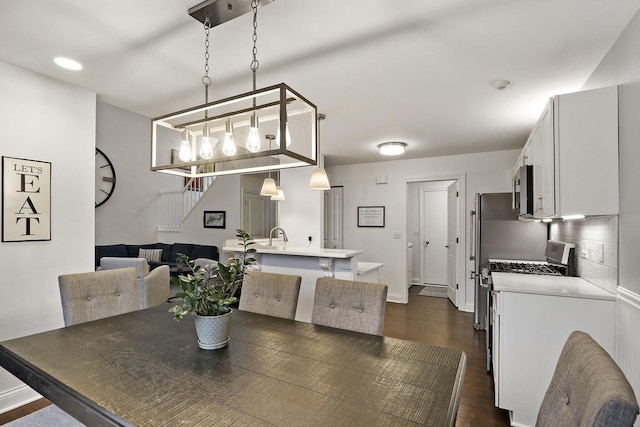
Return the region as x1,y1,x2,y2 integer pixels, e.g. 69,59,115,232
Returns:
157,176,216,232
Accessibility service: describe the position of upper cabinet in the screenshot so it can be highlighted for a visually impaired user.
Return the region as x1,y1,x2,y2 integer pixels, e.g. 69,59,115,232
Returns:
514,86,619,218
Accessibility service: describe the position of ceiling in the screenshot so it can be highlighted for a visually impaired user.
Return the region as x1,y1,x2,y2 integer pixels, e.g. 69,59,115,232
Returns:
1,0,639,166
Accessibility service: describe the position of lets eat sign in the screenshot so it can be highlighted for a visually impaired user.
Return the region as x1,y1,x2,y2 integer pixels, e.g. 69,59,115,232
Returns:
2,156,51,242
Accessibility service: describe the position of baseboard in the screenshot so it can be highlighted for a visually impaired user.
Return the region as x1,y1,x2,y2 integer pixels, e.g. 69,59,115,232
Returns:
387,292,405,304
463,301,474,313
0,384,41,415
616,287,640,407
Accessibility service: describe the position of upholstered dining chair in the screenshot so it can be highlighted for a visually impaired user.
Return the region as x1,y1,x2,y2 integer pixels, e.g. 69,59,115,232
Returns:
536,330,639,427
239,271,302,320
99,257,169,309
58,268,140,326
312,278,388,335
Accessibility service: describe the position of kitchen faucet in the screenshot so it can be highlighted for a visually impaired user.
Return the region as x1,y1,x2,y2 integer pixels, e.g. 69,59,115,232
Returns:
268,227,288,247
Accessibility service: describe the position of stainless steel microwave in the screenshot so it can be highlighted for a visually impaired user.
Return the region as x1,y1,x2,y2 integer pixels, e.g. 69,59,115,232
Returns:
513,165,534,216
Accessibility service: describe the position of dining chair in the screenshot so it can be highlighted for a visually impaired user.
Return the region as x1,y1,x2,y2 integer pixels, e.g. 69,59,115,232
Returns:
239,271,302,320
536,330,639,427
312,278,388,335
58,268,140,326
99,257,169,309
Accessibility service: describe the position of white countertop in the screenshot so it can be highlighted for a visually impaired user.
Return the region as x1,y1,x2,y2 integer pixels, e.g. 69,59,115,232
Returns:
357,262,384,275
223,245,362,259
492,272,616,300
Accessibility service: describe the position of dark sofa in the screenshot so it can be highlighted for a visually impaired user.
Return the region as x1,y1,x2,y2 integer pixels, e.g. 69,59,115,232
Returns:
95,243,219,270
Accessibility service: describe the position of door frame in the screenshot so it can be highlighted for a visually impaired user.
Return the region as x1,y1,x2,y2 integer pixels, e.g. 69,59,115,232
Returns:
404,173,466,309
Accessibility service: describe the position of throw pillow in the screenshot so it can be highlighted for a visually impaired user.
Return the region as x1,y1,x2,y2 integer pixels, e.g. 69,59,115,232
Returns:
139,248,162,263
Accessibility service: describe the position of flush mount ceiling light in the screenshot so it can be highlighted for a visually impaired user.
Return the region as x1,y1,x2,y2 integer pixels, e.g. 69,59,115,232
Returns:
378,141,407,156
151,0,318,179
54,57,82,71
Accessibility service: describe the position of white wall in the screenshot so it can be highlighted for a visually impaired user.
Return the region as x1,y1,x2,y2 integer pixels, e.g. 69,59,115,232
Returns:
158,174,243,250
95,102,179,244
96,101,244,250
581,7,640,410
0,61,96,412
327,149,518,307
279,165,323,248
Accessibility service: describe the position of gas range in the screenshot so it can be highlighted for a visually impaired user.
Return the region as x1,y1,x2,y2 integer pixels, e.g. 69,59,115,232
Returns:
489,259,566,276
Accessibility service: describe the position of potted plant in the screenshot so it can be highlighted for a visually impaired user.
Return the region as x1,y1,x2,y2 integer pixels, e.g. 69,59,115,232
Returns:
169,229,256,349
175,252,189,271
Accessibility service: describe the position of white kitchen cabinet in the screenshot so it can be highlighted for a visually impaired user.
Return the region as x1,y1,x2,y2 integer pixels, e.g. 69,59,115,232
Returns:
553,86,619,216
515,86,619,218
531,100,555,217
491,273,615,427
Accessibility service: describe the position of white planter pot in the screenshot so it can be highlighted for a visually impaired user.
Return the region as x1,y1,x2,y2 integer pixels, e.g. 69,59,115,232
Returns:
194,310,232,350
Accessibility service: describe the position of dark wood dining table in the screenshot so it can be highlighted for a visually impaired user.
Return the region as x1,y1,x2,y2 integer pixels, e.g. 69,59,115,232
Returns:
0,304,466,426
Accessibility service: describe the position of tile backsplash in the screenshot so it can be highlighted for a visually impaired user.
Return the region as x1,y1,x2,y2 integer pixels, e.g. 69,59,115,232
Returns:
549,216,618,293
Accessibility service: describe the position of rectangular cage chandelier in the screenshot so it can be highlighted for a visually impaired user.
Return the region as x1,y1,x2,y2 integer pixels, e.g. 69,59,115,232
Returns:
151,0,318,179
151,83,317,178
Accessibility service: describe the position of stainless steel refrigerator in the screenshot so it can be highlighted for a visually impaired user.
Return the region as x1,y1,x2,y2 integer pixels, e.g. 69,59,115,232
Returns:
470,193,548,330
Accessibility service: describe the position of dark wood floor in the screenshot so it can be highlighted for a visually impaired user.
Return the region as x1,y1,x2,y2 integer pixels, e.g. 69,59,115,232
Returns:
0,285,509,426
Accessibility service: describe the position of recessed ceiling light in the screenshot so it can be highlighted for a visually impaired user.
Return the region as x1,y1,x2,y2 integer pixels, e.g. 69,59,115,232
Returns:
378,142,407,156
490,79,511,91
54,57,83,71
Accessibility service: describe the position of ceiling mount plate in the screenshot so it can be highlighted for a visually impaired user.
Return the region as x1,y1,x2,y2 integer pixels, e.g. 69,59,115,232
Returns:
188,0,274,26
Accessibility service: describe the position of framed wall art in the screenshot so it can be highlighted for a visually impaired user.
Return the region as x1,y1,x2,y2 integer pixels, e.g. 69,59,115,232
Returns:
2,156,52,242
357,206,385,227
203,210,226,229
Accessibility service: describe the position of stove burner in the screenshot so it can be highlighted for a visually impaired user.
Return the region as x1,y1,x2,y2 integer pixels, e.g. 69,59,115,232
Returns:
489,260,566,276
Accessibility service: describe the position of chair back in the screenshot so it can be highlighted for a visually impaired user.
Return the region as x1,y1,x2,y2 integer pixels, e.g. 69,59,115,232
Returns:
536,330,639,427
312,278,388,335
100,257,149,277
99,257,169,309
239,271,301,320
58,268,140,326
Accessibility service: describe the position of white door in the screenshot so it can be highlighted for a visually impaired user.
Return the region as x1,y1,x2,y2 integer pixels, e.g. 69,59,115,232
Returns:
421,190,448,285
243,191,276,238
446,181,459,305
324,187,343,249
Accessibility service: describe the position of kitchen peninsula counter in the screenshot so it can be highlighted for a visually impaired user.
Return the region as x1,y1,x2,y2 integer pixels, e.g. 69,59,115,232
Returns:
223,242,381,322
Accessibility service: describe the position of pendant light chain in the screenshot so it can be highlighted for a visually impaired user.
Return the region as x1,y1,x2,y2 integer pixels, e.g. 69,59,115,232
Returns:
250,0,259,91
202,18,212,105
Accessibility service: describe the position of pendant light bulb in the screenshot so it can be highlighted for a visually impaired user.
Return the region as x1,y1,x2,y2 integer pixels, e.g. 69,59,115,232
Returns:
178,129,192,162
222,119,237,157
246,115,261,153
260,177,278,196
199,125,216,160
275,121,292,147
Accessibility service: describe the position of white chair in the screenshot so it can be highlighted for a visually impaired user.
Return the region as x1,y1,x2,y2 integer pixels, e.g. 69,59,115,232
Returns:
99,257,169,309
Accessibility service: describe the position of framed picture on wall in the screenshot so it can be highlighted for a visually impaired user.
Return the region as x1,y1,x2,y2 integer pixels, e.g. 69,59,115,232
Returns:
357,206,385,227
203,210,226,229
2,156,52,242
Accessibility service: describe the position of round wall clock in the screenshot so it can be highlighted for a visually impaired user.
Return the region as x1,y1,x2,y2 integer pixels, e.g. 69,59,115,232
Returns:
95,148,116,208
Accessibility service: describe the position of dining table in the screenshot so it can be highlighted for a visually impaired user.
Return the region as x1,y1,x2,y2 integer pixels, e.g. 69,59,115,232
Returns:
0,304,467,426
